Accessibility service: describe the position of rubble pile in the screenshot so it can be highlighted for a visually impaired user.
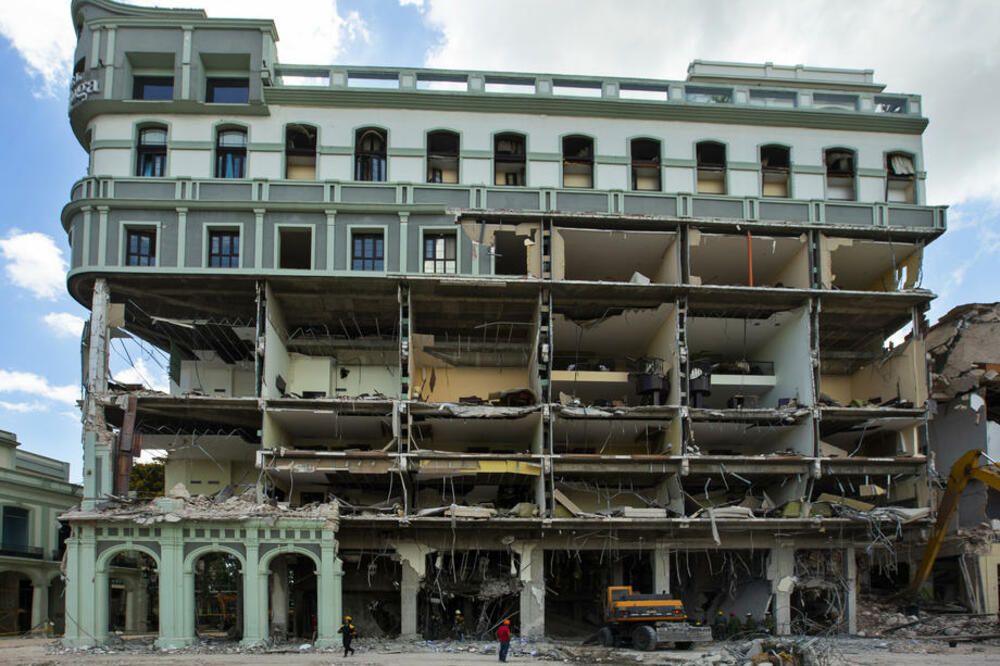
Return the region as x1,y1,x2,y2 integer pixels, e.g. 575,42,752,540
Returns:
59,484,340,527
857,596,1000,640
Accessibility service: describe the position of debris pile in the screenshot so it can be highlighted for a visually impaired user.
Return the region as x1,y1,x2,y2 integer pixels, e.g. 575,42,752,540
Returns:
60,483,340,527
856,595,1000,641
926,302,1000,401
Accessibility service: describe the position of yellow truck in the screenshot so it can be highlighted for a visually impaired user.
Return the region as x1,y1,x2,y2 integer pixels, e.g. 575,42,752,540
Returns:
597,586,712,651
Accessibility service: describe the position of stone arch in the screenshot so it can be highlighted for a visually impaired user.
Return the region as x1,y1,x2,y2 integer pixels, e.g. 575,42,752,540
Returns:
258,545,322,641
94,544,161,641
184,545,247,641
257,544,320,576
96,543,161,574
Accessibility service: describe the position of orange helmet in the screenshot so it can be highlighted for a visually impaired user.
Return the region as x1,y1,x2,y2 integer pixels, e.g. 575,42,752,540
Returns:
503,619,511,625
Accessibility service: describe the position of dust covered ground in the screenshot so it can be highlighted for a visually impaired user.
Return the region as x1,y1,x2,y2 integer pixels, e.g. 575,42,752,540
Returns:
2,636,1000,666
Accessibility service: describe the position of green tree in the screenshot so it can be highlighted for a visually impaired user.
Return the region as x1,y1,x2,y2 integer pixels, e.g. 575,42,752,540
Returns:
129,461,165,498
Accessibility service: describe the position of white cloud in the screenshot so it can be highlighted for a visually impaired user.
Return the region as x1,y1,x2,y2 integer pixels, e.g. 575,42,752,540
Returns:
0,2,75,97
416,0,1000,208
43,312,85,338
0,369,78,406
399,0,426,9
113,358,170,394
0,400,50,413
0,231,67,301
0,1,369,97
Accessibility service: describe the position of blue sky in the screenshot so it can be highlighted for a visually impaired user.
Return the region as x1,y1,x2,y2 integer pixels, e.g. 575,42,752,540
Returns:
0,0,997,480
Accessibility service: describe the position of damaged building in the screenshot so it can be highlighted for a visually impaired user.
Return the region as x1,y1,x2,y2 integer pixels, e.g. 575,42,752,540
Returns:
921,303,1000,614
60,0,947,649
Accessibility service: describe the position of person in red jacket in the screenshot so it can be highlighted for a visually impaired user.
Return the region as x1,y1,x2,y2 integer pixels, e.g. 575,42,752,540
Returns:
496,619,511,663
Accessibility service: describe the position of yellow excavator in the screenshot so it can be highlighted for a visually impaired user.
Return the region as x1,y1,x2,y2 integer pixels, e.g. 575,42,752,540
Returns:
907,449,1000,595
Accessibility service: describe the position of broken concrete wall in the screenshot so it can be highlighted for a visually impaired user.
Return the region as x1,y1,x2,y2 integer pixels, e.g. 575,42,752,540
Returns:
819,234,923,292
928,395,990,530
821,338,927,410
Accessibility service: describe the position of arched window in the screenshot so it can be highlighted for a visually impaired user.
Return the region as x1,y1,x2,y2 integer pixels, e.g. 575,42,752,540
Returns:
427,130,459,183
494,133,525,186
696,141,726,194
825,148,855,200
562,135,593,188
760,145,790,198
355,128,386,182
215,128,247,179
136,126,167,177
886,151,916,203
631,138,661,191
285,124,317,180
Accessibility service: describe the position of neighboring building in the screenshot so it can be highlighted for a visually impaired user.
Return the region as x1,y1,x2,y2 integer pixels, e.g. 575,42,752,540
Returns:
925,303,1000,613
62,0,946,649
0,429,82,635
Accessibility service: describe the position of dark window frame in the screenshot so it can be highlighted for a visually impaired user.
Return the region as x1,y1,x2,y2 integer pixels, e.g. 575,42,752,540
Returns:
355,128,387,182
561,135,594,189
696,141,727,194
427,130,460,184
125,228,156,266
215,128,247,179
630,137,661,191
760,144,791,198
423,232,457,274
494,132,526,186
208,229,240,268
133,75,174,100
206,77,249,104
136,126,167,177
352,232,385,271
285,123,318,180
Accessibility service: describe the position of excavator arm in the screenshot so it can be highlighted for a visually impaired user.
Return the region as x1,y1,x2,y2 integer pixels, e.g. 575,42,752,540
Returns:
909,449,1000,594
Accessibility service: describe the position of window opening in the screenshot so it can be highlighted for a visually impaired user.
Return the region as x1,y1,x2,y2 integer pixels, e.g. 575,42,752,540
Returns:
814,93,857,111
686,86,732,103
749,90,796,108
136,127,167,177
630,138,661,191
761,145,790,198
73,58,85,76
696,141,726,194
206,78,249,103
279,228,311,269
825,148,855,200
352,232,385,271
355,128,387,181
562,135,593,188
427,131,459,184
423,233,457,273
1,507,29,549
494,133,526,186
215,129,247,178
125,229,156,266
208,229,240,268
133,75,173,100
285,124,317,180
886,152,916,203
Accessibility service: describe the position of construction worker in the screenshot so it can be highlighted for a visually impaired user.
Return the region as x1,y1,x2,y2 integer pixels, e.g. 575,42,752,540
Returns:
338,615,357,657
452,609,465,640
727,611,741,637
496,618,512,663
713,610,726,639
744,611,757,633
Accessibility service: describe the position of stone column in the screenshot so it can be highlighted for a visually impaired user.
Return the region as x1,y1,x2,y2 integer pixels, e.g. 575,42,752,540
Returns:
844,547,857,635
316,534,341,649
124,581,137,633
241,539,264,647
768,546,795,635
515,543,545,639
394,543,432,639
653,545,671,595
31,579,49,632
269,558,289,640
155,529,189,649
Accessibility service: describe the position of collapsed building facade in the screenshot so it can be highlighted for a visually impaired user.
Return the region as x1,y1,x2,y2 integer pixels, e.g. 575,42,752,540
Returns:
60,0,947,649
924,303,1000,614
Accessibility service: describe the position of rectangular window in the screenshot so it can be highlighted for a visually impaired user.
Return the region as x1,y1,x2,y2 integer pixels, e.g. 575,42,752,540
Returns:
352,233,384,271
206,78,249,103
125,228,156,266
278,228,311,269
133,75,174,100
1,507,29,549
215,129,247,178
423,234,457,274
208,230,240,268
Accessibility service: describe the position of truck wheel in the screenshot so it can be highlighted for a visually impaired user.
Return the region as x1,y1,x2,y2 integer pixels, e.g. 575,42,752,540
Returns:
598,626,614,647
631,625,657,651
674,641,693,650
